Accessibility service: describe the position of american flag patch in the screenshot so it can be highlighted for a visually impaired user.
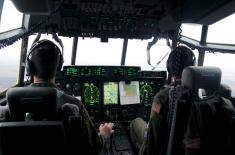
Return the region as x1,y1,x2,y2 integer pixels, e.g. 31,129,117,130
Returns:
151,103,161,113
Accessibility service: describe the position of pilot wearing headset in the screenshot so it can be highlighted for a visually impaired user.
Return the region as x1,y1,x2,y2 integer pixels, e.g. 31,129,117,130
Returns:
130,45,196,155
21,39,114,154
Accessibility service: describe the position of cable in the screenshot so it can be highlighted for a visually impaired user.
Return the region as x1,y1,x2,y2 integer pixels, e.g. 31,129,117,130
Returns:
151,52,169,70
166,85,189,155
167,86,178,155
146,36,159,66
52,32,64,56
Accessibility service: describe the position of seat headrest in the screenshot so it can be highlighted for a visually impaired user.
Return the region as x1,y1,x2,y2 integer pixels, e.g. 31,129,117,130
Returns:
182,66,221,93
6,87,58,121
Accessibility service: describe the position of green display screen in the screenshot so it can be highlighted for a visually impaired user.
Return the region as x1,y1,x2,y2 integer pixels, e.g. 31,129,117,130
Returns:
113,67,124,77
94,67,106,76
140,81,154,104
66,67,78,76
103,82,118,105
126,67,139,77
80,67,92,76
83,83,100,106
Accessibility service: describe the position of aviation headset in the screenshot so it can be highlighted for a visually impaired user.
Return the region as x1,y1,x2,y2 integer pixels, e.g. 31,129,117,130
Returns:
166,45,196,78
26,39,64,76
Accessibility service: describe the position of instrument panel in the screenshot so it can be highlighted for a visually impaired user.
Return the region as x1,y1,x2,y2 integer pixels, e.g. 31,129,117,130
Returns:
64,66,141,78
56,66,166,122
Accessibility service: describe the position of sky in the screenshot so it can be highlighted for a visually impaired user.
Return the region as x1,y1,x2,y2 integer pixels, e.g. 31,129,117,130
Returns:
0,0,235,95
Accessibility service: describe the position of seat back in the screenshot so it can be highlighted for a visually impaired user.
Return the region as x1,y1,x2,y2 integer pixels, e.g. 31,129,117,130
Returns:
230,113,235,155
6,87,58,121
0,121,66,155
182,66,234,155
3,87,83,155
2,87,68,155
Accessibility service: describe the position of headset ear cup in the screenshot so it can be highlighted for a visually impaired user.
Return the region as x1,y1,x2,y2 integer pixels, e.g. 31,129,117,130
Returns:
187,49,195,66
26,58,35,76
26,60,30,76
192,52,196,65
57,54,63,71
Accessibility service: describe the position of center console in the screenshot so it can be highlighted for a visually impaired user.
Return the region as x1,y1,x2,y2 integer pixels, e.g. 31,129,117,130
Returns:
56,65,166,154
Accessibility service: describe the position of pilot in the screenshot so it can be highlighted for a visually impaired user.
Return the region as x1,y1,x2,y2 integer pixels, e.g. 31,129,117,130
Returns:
1,39,114,154
130,45,196,155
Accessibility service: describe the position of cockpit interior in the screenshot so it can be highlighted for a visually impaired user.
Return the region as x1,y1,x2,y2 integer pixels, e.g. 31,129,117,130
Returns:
0,0,235,155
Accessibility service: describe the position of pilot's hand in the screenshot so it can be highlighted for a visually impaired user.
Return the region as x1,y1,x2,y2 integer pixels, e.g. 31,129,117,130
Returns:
99,122,114,139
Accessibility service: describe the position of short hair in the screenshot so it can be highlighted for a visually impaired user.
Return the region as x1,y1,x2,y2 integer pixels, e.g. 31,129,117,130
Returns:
27,40,62,80
167,45,195,78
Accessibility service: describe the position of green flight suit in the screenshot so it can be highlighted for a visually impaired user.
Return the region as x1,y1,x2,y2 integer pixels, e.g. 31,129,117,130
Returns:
31,83,105,155
130,85,170,155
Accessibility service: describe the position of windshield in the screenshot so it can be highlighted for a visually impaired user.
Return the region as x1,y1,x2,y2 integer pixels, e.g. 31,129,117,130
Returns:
0,41,21,93
181,24,202,41
0,0,23,33
207,13,235,44
126,39,170,70
72,38,171,71
75,38,123,66
0,0,23,93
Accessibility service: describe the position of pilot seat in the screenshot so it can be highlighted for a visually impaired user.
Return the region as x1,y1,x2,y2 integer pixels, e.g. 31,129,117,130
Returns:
0,87,81,155
181,66,234,155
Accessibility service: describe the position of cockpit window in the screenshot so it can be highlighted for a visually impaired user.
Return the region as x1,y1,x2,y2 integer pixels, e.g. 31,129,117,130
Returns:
207,13,235,44
181,24,202,41
204,52,235,96
0,41,21,93
0,1,22,93
0,0,23,33
126,39,170,71
75,38,123,66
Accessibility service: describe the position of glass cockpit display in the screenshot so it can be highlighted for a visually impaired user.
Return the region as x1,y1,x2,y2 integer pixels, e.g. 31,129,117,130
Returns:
140,81,155,104
65,67,78,76
119,81,140,105
103,82,118,105
83,82,100,106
